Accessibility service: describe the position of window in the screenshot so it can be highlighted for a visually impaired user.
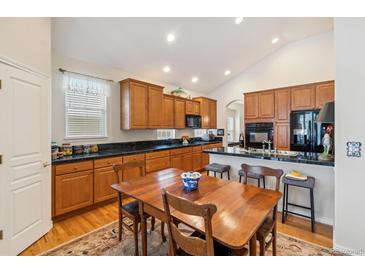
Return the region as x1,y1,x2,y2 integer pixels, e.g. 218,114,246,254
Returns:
157,129,176,140
194,129,206,137
64,72,109,139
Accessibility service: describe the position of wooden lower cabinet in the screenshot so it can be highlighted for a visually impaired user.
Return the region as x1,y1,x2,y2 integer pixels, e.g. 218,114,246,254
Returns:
94,167,118,203
55,170,94,216
275,123,290,151
171,153,193,171
146,156,170,173
123,154,146,180
192,152,203,171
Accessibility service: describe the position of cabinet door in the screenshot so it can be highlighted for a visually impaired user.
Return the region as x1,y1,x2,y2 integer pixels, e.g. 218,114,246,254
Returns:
291,85,315,111
193,101,200,115
193,152,202,171
130,81,148,128
275,88,291,122
170,155,183,169
146,156,171,173
94,167,118,203
244,93,259,119
185,100,194,115
148,86,163,128
162,96,174,128
275,123,290,151
209,100,217,128
55,170,93,216
174,99,186,128
258,91,275,118
202,152,209,168
182,153,193,171
201,99,210,128
315,82,334,109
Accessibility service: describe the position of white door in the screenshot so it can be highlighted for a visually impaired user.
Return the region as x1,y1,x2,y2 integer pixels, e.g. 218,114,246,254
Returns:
0,61,51,255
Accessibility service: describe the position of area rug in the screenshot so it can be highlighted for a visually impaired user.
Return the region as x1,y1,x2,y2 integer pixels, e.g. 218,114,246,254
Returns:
42,221,335,256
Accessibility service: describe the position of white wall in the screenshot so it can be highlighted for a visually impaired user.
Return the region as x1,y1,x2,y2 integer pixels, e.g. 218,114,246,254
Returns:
207,31,334,131
334,18,365,252
52,53,202,145
0,18,51,75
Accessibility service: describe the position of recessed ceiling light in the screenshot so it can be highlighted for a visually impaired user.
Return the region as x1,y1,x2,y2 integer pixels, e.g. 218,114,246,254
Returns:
224,70,231,76
272,37,279,44
166,33,175,43
235,17,244,24
192,77,199,83
163,66,171,73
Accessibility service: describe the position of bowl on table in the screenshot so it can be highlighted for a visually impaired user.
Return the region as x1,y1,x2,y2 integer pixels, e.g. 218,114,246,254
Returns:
181,172,201,192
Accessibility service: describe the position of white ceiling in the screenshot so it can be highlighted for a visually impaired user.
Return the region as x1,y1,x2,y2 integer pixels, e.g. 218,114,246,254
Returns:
52,17,333,93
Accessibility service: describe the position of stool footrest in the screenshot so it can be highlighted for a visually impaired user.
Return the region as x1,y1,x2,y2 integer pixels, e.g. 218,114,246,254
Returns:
285,210,312,220
287,202,312,210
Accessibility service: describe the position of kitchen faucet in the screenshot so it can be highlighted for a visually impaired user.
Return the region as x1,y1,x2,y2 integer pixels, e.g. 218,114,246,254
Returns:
262,140,272,152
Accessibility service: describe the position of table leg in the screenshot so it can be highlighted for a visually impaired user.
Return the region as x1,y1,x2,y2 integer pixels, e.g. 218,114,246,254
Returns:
249,233,257,256
139,201,148,256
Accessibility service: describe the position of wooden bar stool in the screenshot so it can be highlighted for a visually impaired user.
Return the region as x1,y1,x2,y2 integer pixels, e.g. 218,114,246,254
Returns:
205,163,230,179
282,176,316,232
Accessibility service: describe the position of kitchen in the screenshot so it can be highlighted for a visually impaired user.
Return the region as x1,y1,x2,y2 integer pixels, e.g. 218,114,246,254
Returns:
1,14,365,263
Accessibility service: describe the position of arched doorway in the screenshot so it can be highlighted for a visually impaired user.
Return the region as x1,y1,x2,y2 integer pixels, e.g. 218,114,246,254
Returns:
225,99,243,146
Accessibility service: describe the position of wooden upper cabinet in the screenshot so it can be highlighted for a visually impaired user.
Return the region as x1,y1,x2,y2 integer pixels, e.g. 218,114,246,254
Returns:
186,100,201,115
162,95,174,128
275,88,291,122
291,84,316,111
275,123,290,151
174,98,186,128
244,93,259,119
209,100,217,128
315,82,334,109
258,91,275,118
148,86,163,128
193,97,216,129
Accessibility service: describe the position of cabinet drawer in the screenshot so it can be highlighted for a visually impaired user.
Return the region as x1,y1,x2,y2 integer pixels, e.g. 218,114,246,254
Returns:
145,150,170,160
55,161,93,175
192,145,202,152
170,147,193,155
94,156,124,169
123,153,145,163
146,156,171,173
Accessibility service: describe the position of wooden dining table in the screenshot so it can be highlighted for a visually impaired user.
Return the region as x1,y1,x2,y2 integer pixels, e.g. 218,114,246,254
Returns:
113,168,282,256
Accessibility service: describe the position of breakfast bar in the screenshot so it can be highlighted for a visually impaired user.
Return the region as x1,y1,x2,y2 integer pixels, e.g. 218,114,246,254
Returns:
203,147,335,226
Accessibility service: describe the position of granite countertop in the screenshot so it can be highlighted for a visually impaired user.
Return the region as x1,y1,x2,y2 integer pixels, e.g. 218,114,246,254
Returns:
52,139,222,164
203,147,334,167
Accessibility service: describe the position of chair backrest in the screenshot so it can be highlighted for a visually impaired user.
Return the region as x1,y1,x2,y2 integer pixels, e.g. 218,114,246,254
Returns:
113,160,145,182
241,163,283,191
162,189,217,256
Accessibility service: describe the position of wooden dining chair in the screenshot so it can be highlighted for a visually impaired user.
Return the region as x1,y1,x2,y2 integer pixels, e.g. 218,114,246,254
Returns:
111,161,165,256
162,189,217,256
241,163,284,256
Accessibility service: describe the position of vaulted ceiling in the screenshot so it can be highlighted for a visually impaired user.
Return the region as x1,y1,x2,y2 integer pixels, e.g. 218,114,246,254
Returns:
52,17,333,93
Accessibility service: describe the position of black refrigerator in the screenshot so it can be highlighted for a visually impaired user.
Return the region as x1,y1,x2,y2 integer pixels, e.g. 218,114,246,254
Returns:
290,110,331,153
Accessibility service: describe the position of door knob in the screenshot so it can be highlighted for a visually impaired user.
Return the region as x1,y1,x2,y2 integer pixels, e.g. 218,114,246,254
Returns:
42,162,51,168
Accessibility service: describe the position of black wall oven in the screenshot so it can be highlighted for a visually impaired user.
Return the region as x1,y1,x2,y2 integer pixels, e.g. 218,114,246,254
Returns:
245,123,274,149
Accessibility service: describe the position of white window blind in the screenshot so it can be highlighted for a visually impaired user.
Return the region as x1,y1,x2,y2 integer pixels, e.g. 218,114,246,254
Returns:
64,72,109,139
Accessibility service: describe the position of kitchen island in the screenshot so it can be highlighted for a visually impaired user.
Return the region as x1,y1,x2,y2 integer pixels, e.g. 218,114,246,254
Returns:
203,146,334,225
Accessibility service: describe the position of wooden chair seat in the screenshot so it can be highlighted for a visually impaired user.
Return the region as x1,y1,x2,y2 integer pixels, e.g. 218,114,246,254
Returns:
122,200,140,218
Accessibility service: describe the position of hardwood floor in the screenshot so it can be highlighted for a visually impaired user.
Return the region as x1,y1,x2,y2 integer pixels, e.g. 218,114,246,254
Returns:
20,201,333,256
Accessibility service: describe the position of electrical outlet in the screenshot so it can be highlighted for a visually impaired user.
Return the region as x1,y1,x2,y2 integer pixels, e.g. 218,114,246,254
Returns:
346,142,362,157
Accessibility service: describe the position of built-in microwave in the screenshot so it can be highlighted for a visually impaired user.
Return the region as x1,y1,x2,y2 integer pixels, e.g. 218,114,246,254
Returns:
186,115,202,128
245,123,274,148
